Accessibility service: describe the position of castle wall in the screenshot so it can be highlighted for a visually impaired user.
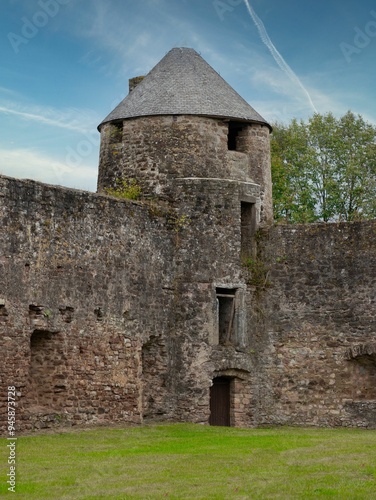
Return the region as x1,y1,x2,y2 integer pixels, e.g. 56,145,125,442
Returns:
0,170,264,433
1,178,375,432
0,175,175,432
256,221,376,428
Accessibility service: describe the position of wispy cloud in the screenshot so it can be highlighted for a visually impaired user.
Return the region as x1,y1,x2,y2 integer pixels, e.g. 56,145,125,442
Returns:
243,0,317,113
0,102,98,134
0,148,97,191
0,86,20,97
74,0,190,77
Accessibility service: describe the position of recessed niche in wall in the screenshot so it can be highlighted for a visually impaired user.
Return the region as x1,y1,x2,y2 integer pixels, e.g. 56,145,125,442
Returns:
109,121,123,144
241,201,256,260
29,330,66,409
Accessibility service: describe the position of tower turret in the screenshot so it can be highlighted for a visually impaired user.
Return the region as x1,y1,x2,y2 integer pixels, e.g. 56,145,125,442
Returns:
97,47,273,225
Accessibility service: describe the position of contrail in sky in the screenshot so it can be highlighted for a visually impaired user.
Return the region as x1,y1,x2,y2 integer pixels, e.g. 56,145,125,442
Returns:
0,105,93,133
243,0,317,113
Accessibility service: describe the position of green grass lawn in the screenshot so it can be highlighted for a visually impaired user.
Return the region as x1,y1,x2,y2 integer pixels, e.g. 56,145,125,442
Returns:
1,423,376,499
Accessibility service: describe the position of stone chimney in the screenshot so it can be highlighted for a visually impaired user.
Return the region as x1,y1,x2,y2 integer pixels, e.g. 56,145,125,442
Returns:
128,76,145,93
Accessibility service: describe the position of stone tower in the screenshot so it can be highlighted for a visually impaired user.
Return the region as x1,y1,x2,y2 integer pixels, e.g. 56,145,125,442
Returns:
97,48,274,426
97,47,273,227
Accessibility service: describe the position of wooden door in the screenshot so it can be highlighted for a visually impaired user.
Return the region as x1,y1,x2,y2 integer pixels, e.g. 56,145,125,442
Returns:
209,377,231,426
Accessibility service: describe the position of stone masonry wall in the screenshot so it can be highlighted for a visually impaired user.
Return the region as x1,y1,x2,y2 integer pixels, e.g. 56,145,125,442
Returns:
2,173,375,432
159,177,261,427
236,124,273,225
97,116,273,226
256,221,376,428
0,174,175,433
0,170,264,433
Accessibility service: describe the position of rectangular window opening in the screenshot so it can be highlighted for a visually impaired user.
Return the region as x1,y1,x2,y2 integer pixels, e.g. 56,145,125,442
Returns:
110,121,123,144
216,288,237,346
241,201,256,260
228,122,246,151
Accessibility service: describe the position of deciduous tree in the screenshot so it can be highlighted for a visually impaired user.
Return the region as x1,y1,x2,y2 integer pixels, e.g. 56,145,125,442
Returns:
271,112,376,222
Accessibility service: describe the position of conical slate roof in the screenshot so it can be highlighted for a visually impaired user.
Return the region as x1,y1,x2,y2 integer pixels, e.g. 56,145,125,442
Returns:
99,48,270,129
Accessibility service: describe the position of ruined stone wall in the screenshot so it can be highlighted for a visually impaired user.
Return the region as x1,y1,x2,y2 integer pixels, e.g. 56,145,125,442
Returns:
0,175,175,432
0,168,264,432
2,169,374,433
256,221,376,428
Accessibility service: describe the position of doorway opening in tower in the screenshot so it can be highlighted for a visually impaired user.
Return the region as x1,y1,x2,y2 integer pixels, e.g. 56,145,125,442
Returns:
209,376,232,426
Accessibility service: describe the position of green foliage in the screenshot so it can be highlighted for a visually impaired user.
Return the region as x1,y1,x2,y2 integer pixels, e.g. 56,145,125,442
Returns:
105,178,142,201
3,424,376,498
167,212,190,232
271,111,376,222
243,257,271,290
276,255,288,264
42,308,53,319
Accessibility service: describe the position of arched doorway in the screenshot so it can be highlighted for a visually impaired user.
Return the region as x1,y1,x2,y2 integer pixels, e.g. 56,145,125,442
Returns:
209,377,231,426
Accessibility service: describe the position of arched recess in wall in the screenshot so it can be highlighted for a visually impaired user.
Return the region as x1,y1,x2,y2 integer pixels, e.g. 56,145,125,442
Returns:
29,330,67,409
344,344,376,400
141,335,168,420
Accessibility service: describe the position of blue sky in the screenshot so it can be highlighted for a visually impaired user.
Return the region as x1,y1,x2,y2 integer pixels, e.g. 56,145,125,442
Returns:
1,0,376,191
